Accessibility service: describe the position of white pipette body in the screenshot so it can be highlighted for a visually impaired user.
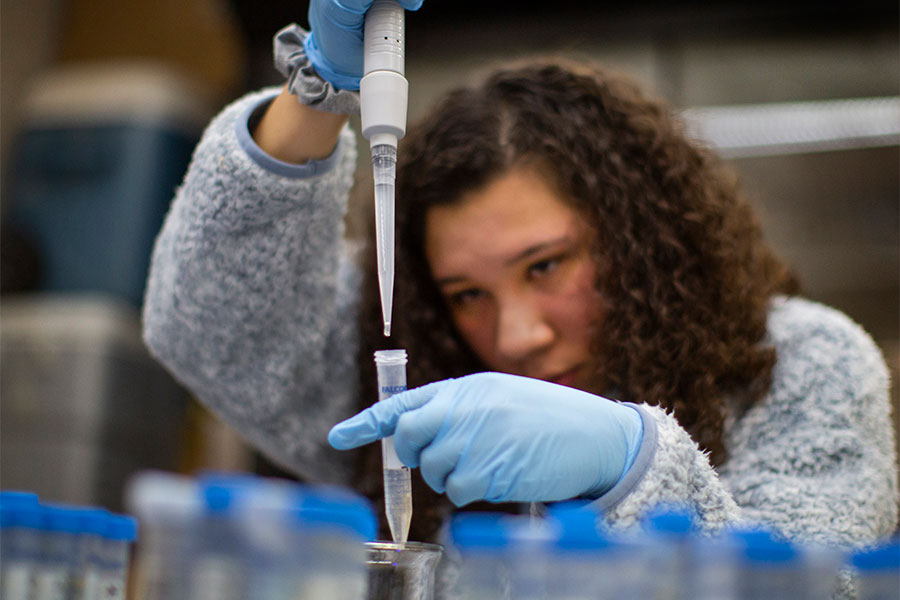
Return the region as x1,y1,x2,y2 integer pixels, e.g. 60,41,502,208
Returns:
361,0,408,337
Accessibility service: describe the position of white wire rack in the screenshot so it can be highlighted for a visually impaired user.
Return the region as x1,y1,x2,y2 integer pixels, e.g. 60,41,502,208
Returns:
680,96,900,159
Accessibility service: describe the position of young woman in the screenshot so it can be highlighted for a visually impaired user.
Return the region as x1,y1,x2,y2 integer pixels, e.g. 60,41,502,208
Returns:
142,1,897,596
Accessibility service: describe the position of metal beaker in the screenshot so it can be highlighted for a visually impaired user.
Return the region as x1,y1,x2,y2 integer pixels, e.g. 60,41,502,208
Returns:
365,541,443,600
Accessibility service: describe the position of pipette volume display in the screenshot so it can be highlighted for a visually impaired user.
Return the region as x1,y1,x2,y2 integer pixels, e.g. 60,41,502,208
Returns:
361,0,408,337
374,350,412,544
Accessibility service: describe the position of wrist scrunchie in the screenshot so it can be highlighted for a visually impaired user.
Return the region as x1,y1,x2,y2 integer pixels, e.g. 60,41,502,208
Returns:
273,24,360,115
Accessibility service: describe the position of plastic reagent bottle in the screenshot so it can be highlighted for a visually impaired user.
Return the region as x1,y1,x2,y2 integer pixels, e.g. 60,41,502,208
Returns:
96,515,138,600
126,471,203,600
360,0,408,337
0,492,41,600
374,349,412,543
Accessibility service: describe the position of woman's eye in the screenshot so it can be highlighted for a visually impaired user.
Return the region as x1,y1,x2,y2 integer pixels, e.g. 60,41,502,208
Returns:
448,288,484,307
528,257,561,278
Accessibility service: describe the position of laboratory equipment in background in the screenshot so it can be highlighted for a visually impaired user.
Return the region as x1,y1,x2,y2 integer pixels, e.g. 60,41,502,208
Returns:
125,472,200,600
0,296,189,512
126,471,376,600
0,490,137,600
637,504,699,599
545,504,665,600
448,513,515,599
374,349,413,543
447,504,871,600
1,61,206,511
3,62,210,305
0,492,41,600
364,541,443,600
360,0,408,337
727,527,842,600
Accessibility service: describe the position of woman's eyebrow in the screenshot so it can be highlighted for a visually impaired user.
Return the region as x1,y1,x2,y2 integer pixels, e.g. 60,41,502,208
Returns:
435,275,467,287
503,235,571,267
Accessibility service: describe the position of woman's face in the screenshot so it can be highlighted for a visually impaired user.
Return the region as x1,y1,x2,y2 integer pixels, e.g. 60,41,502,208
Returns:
425,166,605,390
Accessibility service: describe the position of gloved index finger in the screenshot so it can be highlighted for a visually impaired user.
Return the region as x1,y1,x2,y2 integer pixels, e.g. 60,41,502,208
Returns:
396,0,424,10
339,0,423,13
327,380,446,450
331,0,373,14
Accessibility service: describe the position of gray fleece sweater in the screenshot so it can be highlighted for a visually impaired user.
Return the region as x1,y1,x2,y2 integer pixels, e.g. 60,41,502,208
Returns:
143,88,898,597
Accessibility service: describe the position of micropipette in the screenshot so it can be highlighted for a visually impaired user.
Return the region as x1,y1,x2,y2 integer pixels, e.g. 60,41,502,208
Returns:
361,0,408,337
374,349,413,544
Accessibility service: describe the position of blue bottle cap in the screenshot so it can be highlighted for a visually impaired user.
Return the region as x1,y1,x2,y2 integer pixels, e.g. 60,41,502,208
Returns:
0,503,42,529
199,472,263,515
198,472,259,489
0,491,40,528
292,486,377,541
450,513,511,550
202,483,239,515
642,504,697,537
106,514,139,542
548,504,614,551
41,504,84,534
0,490,40,509
850,541,900,571
730,527,798,564
78,508,110,536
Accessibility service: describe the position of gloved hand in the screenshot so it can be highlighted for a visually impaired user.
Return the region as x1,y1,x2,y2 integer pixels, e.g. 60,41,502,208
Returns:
329,372,644,507
305,0,424,90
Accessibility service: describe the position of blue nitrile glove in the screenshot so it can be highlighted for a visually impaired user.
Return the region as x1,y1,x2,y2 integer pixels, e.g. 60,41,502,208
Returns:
305,0,424,90
329,372,644,507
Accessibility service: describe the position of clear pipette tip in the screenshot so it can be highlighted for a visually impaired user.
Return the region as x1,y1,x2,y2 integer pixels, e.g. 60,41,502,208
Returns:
372,144,397,338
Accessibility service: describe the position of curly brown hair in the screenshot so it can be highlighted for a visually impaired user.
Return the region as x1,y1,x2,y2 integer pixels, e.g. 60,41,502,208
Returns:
353,57,798,542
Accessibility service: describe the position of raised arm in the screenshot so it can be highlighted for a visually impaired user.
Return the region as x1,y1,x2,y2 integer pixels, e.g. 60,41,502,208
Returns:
142,86,363,484
254,85,348,164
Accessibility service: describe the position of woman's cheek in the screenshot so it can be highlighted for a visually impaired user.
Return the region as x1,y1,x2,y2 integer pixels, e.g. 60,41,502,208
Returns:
556,264,605,335
452,308,495,357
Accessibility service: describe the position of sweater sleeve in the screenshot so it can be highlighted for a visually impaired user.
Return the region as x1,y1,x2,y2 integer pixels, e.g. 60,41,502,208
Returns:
142,87,363,485
589,404,743,531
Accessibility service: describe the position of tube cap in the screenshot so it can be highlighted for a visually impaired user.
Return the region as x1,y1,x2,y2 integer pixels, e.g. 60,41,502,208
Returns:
851,541,900,571
0,490,40,508
199,472,261,515
41,504,83,534
642,504,697,537
78,508,111,536
729,527,798,564
548,503,615,551
106,514,139,541
0,505,41,530
450,513,512,550
291,486,377,541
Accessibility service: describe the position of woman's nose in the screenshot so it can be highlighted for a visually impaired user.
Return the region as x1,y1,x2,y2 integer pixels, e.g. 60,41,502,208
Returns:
495,297,554,360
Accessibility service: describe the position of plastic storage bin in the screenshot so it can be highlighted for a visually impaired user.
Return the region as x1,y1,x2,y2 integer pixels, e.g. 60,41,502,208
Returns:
4,62,212,306
0,295,188,511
